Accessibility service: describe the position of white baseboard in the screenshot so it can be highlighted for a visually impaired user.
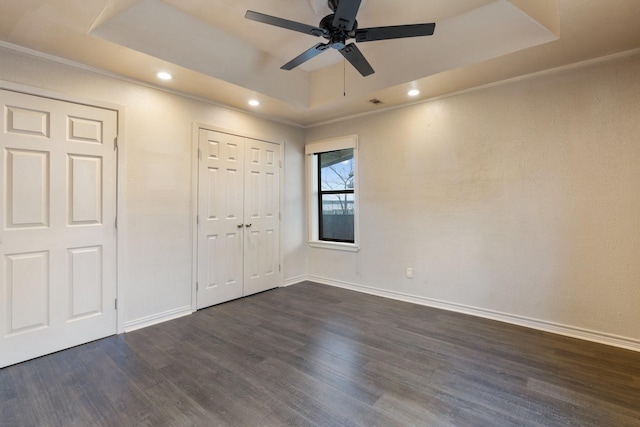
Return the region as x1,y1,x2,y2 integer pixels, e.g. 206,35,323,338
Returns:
124,306,192,333
283,275,307,287
294,275,640,353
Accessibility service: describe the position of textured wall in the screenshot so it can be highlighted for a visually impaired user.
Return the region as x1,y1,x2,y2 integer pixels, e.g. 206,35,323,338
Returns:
305,52,640,344
0,46,306,326
2,43,639,346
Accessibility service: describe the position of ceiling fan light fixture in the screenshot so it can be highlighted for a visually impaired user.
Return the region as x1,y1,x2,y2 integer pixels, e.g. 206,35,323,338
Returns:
408,89,420,97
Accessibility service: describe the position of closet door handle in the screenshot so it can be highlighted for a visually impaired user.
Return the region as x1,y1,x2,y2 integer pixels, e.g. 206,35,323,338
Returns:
245,223,252,228
237,223,244,228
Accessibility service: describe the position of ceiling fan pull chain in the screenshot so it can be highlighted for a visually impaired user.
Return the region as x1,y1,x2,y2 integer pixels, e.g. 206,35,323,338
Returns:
344,57,346,97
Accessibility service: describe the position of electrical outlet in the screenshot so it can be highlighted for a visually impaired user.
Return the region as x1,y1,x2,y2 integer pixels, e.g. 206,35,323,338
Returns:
406,267,413,279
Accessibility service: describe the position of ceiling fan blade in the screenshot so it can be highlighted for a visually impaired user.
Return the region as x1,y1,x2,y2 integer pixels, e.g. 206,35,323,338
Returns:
339,43,374,76
281,43,330,70
355,23,436,42
332,0,362,31
245,10,326,37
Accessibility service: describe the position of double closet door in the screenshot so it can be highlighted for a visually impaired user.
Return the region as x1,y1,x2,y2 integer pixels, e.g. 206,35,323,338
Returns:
196,129,281,309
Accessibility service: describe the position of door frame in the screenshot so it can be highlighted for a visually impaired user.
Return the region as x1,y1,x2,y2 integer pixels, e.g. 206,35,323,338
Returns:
190,122,284,312
0,80,125,334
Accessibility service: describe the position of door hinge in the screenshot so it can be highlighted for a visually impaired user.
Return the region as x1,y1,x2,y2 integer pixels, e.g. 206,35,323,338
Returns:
279,264,281,272
196,215,199,226
115,298,118,310
279,212,282,221
114,136,118,151
115,217,118,229
196,282,199,291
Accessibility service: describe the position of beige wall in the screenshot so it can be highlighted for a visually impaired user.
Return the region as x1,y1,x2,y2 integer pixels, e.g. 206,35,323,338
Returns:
0,45,307,329
305,52,640,346
2,43,638,349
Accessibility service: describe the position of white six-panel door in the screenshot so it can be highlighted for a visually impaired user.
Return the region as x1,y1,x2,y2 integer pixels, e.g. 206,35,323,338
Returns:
197,130,245,309
196,129,280,309
0,89,117,368
243,137,280,297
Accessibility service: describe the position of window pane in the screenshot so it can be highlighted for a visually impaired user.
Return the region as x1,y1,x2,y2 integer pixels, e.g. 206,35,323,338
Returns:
319,149,354,191
320,193,354,242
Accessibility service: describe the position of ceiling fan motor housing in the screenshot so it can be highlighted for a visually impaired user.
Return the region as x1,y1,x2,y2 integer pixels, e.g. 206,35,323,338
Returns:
319,14,356,49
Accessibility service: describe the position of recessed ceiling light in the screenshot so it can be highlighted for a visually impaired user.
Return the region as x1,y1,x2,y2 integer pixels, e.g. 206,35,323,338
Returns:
156,72,172,81
248,99,260,107
408,89,420,97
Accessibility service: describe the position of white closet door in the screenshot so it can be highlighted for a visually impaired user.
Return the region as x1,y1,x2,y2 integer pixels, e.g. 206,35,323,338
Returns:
243,138,280,297
196,130,281,309
0,89,117,368
197,129,245,309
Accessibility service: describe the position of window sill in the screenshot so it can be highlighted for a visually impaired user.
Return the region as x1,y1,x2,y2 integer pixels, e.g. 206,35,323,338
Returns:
308,241,360,252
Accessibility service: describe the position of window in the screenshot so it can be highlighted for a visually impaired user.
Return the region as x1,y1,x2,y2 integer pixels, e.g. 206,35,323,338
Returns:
306,135,358,251
318,149,354,242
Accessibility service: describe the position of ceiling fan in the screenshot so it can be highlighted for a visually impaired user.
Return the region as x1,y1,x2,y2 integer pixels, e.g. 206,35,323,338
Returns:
245,0,436,77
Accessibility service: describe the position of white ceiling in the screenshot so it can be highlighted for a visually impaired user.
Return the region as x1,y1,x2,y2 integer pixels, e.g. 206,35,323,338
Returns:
1,0,639,127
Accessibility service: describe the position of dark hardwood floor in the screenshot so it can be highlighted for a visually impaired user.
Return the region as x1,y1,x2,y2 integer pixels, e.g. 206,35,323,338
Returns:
1,281,640,426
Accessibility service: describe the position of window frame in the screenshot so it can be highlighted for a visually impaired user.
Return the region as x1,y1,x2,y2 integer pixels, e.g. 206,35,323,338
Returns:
317,150,355,243
306,135,359,252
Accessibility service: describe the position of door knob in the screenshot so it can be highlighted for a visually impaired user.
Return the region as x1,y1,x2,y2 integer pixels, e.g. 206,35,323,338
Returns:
245,223,252,228
237,223,244,228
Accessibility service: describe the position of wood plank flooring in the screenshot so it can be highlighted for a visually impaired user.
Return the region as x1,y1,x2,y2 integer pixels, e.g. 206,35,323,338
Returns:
1,281,639,426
